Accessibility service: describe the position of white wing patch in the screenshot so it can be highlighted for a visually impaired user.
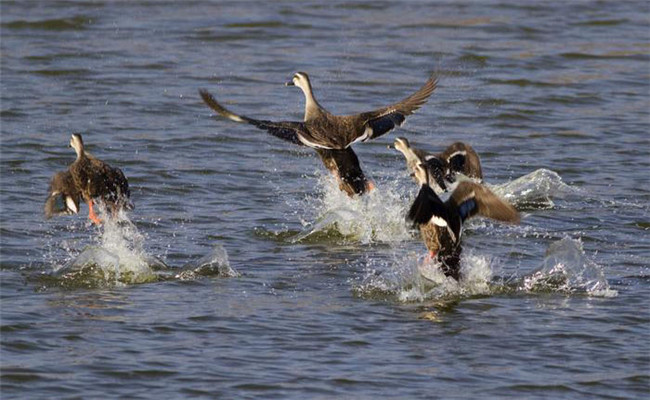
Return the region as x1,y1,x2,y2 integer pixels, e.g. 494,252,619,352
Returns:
351,125,373,146
297,134,332,149
66,196,79,214
429,215,448,227
227,113,244,123
446,150,467,161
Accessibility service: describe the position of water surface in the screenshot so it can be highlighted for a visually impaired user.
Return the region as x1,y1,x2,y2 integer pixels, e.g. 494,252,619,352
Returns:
1,1,649,399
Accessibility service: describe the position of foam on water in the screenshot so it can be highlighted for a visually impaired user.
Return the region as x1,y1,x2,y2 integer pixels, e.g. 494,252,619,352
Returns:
45,207,237,288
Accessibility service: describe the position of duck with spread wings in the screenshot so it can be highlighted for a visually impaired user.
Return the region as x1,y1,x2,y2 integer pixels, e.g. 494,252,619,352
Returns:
407,163,519,280
199,72,437,196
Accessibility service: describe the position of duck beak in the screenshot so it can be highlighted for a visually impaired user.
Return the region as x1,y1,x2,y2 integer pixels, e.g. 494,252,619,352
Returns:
386,144,394,150
285,81,295,86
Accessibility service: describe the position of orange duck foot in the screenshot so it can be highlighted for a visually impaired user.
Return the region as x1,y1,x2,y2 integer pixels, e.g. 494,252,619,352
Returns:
87,200,103,225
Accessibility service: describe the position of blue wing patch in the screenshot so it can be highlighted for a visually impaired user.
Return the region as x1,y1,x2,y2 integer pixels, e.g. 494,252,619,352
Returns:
457,198,476,222
367,113,405,139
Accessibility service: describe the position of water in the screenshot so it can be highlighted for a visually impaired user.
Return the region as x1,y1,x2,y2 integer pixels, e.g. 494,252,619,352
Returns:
1,1,649,398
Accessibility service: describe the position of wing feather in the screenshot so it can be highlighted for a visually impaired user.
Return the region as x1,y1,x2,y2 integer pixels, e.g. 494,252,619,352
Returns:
450,182,519,224
406,184,449,228
355,74,438,141
199,89,306,146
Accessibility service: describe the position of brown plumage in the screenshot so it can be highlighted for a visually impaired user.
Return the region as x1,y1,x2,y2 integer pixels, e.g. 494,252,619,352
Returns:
315,148,373,196
437,141,483,182
44,170,81,219
199,72,437,196
392,137,483,194
407,163,519,280
57,133,133,225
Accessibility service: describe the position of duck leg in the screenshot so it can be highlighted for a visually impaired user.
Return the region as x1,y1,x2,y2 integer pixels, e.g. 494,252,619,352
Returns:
87,198,103,225
315,147,371,197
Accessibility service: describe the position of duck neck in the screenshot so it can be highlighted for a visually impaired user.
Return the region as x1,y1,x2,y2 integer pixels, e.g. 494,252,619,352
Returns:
74,146,84,161
300,83,323,121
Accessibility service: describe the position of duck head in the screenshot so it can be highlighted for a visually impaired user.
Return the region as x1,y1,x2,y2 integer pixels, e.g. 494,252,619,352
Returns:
285,71,311,91
420,158,448,194
69,133,84,158
391,137,422,175
285,71,321,120
391,137,411,154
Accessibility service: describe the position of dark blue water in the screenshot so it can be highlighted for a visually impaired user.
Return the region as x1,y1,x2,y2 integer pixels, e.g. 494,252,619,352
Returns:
1,1,649,398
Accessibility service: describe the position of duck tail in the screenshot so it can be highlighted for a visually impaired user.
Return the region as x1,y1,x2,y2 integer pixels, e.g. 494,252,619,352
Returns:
44,193,62,219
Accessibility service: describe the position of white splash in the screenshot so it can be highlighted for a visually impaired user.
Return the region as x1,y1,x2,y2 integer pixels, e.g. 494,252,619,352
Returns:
354,251,496,303
176,244,238,280
294,174,413,244
294,168,575,244
519,237,617,297
491,168,577,209
55,208,159,286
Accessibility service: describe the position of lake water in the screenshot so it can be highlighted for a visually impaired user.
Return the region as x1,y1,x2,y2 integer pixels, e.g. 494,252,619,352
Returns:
1,1,649,398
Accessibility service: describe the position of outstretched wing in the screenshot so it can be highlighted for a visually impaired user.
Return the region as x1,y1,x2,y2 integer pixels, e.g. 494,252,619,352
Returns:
352,74,438,143
199,89,306,146
450,182,519,224
406,184,449,228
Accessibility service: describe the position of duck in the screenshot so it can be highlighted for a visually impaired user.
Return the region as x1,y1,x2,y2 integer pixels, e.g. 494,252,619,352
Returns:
45,133,133,225
406,163,519,280
199,72,437,196
392,137,482,193
44,170,81,219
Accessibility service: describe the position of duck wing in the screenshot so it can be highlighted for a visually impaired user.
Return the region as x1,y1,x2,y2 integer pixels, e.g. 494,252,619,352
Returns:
45,170,80,218
347,74,438,145
406,184,449,228
449,182,519,224
200,89,306,146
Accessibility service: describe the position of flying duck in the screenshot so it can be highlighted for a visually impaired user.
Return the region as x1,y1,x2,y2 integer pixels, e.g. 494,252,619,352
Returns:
407,163,519,280
392,137,482,193
199,72,437,196
45,133,133,225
